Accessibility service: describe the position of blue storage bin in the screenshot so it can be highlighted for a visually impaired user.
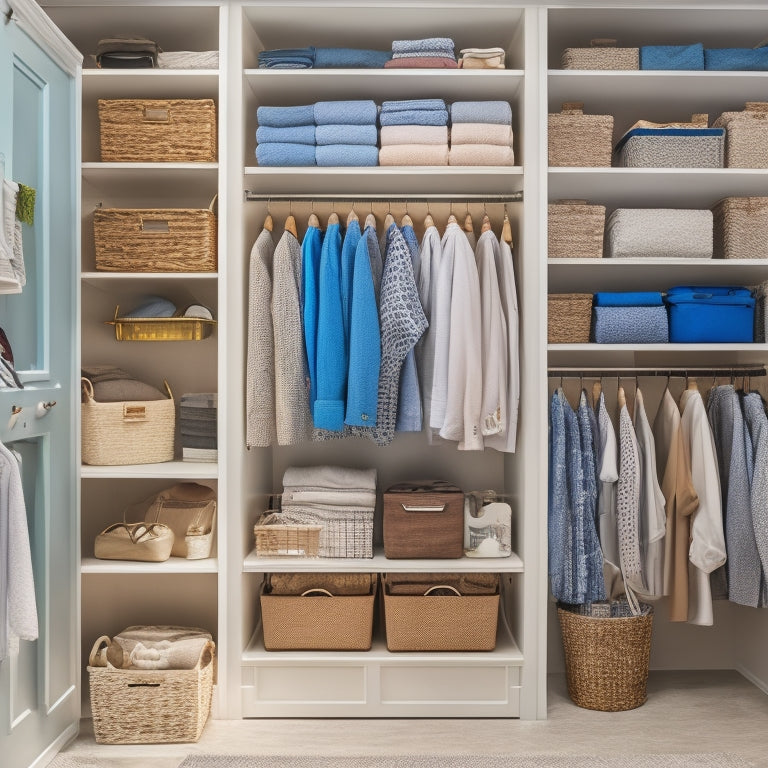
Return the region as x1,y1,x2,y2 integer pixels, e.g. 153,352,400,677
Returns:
640,43,704,70
593,305,669,344
594,291,664,307
665,286,755,343
705,47,768,71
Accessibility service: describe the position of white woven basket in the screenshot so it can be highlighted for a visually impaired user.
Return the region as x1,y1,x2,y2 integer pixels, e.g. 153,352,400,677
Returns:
606,209,713,259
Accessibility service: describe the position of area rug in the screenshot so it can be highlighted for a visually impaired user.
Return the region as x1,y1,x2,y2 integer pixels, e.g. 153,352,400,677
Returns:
177,755,756,768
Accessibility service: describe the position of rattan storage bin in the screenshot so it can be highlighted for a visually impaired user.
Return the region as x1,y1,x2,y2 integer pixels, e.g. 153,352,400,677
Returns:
713,197,768,259
81,377,175,465
548,201,606,259
713,102,768,168
260,575,377,650
98,98,217,162
106,307,216,341
558,602,653,712
87,636,215,743
561,39,639,70
547,293,593,343
548,102,614,167
93,205,217,272
253,514,322,557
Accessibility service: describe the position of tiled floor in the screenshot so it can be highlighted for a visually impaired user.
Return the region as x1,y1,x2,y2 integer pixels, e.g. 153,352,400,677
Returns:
51,672,768,768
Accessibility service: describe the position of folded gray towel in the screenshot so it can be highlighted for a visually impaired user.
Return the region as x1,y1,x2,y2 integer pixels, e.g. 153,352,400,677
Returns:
282,465,377,492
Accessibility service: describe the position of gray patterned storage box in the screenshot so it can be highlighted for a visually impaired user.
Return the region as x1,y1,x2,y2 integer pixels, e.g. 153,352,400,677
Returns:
606,209,713,259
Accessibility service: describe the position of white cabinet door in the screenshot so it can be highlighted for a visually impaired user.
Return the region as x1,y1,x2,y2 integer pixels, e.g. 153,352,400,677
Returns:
0,2,81,766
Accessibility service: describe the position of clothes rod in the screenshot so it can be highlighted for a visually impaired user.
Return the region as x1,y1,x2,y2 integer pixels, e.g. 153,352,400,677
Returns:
548,366,767,377
243,192,523,203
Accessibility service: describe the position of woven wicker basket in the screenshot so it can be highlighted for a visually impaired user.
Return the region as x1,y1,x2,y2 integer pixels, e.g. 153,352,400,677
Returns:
713,197,768,259
94,203,217,272
548,200,606,259
274,506,374,558
558,602,653,712
548,293,593,343
88,636,215,743
253,514,322,557
81,377,175,465
561,39,639,70
98,99,217,162
548,102,614,167
713,102,768,168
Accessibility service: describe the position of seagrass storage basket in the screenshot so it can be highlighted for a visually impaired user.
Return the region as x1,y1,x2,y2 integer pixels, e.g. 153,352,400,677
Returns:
558,601,653,712
713,197,768,259
561,39,639,70
548,293,593,343
93,204,217,272
81,377,175,465
87,636,215,743
548,201,606,259
253,512,322,557
548,102,613,167
98,98,217,162
260,574,377,650
713,102,768,168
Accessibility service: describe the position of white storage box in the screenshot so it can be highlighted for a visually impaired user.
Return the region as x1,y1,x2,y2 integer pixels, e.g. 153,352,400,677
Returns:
606,209,713,259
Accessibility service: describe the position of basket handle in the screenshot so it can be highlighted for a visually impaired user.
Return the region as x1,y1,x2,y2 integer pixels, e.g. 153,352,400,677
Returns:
301,588,334,597
208,194,218,214
81,377,95,402
590,38,617,47
89,635,112,667
561,101,584,113
401,503,447,513
143,105,170,123
553,199,589,205
690,113,709,125
162,379,173,401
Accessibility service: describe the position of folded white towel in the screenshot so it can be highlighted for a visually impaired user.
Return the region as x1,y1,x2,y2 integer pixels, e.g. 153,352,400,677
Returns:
450,123,514,146
379,144,449,166
380,125,448,146
449,144,515,166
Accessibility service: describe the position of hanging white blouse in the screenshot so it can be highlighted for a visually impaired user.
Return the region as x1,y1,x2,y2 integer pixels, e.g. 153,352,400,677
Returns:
618,397,643,610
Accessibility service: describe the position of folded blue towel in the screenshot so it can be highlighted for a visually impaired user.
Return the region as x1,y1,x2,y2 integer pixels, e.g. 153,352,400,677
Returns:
314,47,391,68
259,62,312,69
257,104,315,128
316,144,379,167
392,37,454,54
315,124,378,146
593,291,664,307
704,47,768,71
381,99,447,113
640,43,704,70
256,125,316,145
379,109,449,127
258,47,315,69
450,101,512,125
314,100,378,126
259,47,315,60
255,142,316,166
125,296,176,318
593,306,669,344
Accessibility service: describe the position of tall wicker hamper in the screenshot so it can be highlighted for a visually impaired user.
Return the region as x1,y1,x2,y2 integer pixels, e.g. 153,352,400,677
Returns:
561,39,639,70
713,197,768,259
548,102,614,167
548,293,593,343
94,203,217,272
558,602,653,712
88,636,215,743
548,201,606,259
713,102,768,168
98,98,217,162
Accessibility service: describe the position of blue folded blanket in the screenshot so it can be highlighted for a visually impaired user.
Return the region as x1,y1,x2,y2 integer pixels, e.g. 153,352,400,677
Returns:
258,47,315,69
314,100,378,126
259,62,312,69
316,144,379,167
315,124,378,146
593,306,669,344
379,109,449,127
704,47,768,71
593,291,664,307
381,99,447,113
256,125,316,145
257,104,315,128
259,47,314,60
450,101,512,125
255,142,316,167
392,37,454,54
314,47,391,68
640,43,704,70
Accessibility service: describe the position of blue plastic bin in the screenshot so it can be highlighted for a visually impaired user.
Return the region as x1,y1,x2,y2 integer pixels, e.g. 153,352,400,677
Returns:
664,286,755,343
640,43,704,70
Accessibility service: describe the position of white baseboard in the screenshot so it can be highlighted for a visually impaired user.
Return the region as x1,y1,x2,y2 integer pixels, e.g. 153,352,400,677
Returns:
30,722,79,768
735,664,768,696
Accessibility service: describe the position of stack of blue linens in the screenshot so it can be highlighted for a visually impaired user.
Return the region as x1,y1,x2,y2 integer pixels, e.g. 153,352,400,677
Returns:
449,101,515,166
378,99,449,165
385,37,456,69
592,292,669,344
314,100,379,166
255,104,316,166
258,47,391,69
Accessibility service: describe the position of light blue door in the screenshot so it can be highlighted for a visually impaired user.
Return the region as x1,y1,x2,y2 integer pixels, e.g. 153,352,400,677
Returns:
0,3,81,767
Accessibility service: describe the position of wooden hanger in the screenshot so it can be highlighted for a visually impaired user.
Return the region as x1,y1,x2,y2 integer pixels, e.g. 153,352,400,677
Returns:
401,213,413,228
502,213,513,245
447,210,458,225
328,212,339,226
424,211,435,228
364,212,377,229
592,379,602,405
617,385,626,409
263,212,273,232
687,376,699,391
347,208,359,225
384,211,395,229
464,212,474,235
284,213,298,238
481,213,492,233
308,212,320,228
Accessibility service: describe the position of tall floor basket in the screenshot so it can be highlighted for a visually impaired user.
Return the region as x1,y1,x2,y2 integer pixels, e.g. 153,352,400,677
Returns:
557,601,654,711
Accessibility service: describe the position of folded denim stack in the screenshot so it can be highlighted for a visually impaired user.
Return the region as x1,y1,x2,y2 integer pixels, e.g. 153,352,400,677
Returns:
386,37,457,68
458,47,506,69
258,47,391,69
314,100,379,166
592,291,669,344
449,101,515,166
180,392,217,462
255,104,316,166
379,99,449,165
257,47,315,69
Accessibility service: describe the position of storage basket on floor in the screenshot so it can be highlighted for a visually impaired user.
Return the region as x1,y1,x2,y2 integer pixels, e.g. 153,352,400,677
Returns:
98,98,217,162
87,636,215,743
561,39,639,70
713,102,768,168
548,201,606,259
260,574,377,650
558,601,653,712
713,197,768,259
93,204,217,272
548,293,593,343
548,102,613,167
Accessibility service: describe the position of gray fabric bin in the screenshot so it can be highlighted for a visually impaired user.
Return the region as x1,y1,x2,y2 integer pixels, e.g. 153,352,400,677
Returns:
606,209,713,259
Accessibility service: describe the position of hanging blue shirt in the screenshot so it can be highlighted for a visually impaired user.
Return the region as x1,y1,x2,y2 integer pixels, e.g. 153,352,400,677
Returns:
301,223,323,416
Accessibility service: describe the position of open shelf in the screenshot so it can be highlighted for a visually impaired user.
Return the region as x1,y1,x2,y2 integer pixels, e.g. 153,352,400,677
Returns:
81,461,218,480
82,69,219,99
81,556,218,574
548,343,768,367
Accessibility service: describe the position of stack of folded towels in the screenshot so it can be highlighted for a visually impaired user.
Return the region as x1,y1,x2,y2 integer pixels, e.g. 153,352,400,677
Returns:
458,47,506,69
258,46,391,69
385,37,457,69
255,104,316,166
379,99,449,165
180,392,218,462
314,100,379,167
449,100,515,166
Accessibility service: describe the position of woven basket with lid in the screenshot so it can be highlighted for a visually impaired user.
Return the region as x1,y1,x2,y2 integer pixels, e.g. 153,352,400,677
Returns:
548,102,614,167
548,200,606,259
561,39,639,70
713,102,768,168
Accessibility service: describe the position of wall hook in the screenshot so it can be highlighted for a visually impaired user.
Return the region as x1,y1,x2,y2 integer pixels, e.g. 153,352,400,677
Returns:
8,405,22,430
35,401,56,418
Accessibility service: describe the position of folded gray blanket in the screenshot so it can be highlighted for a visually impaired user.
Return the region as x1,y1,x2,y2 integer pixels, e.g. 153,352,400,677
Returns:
282,465,377,492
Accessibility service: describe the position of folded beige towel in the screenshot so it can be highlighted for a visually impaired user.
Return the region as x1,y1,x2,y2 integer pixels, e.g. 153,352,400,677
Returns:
379,143,449,166
449,144,515,166
459,56,505,69
380,125,448,146
450,123,514,146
